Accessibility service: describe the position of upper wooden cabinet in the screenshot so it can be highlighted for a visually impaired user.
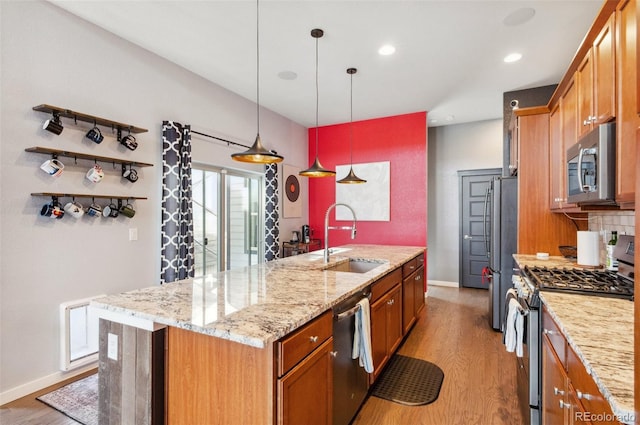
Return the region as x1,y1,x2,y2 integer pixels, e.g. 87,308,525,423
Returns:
616,0,639,208
577,13,616,137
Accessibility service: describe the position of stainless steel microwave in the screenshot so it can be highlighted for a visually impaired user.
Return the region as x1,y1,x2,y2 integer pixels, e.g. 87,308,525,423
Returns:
566,123,616,205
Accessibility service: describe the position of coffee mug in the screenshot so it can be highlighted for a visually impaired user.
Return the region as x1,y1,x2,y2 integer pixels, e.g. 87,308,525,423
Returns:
42,117,63,135
40,201,65,219
86,203,102,217
86,126,104,144
40,158,64,177
120,134,138,151
119,203,136,218
64,201,85,218
86,164,104,183
103,203,119,218
122,167,138,183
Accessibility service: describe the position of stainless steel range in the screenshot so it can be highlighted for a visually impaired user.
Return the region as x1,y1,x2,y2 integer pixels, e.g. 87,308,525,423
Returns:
522,266,634,300
513,234,635,425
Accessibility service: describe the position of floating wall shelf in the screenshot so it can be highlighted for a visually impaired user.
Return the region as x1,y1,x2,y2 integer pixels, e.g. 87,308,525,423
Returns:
31,192,147,201
33,104,148,134
25,147,153,168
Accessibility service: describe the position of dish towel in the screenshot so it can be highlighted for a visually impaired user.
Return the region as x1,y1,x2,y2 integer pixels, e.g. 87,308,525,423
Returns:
504,298,525,357
352,297,374,373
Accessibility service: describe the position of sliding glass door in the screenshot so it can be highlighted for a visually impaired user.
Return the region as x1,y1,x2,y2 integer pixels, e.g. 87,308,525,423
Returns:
192,166,263,277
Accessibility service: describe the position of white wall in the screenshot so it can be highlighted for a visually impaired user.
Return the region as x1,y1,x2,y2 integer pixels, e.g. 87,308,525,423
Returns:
0,1,307,402
427,119,502,285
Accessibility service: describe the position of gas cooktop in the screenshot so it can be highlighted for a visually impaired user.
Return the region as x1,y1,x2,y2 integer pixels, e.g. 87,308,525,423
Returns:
522,266,634,301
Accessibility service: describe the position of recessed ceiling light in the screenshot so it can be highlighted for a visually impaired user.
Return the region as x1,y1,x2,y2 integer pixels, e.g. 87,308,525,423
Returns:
277,71,297,80
503,7,536,26
504,53,522,63
378,44,396,56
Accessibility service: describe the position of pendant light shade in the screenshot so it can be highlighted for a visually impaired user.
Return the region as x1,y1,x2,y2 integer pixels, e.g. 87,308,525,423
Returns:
299,28,335,178
337,68,367,184
232,0,283,164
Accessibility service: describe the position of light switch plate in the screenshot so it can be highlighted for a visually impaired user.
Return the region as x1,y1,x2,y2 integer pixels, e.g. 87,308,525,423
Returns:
129,228,138,241
107,333,118,361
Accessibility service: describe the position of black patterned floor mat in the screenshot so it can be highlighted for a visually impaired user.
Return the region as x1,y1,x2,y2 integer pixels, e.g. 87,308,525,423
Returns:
371,355,444,406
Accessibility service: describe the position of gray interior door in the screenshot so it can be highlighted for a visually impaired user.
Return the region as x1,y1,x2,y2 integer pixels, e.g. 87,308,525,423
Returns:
458,169,501,288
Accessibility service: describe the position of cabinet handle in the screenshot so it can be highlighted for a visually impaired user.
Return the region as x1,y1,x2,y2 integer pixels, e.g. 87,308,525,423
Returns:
387,299,394,306
415,275,421,281
559,400,570,409
330,351,338,358
576,390,592,401
543,329,554,335
553,387,565,396
309,336,318,343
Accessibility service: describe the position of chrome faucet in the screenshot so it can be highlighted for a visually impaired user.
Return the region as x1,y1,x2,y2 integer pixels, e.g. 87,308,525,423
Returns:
324,203,357,263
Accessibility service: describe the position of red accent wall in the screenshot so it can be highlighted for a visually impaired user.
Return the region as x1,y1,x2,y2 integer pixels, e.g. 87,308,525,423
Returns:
307,112,427,248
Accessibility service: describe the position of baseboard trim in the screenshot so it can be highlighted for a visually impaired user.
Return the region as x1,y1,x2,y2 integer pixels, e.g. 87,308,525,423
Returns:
0,361,97,405
428,280,459,288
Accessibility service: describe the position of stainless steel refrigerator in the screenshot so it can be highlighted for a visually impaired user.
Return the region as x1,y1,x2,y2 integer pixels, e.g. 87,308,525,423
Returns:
485,176,518,331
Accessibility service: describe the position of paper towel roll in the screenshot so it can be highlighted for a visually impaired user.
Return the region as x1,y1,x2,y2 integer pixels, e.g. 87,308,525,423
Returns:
577,231,600,266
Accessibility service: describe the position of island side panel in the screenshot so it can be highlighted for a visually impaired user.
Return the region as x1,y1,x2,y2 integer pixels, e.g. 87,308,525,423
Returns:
166,326,275,425
98,319,165,425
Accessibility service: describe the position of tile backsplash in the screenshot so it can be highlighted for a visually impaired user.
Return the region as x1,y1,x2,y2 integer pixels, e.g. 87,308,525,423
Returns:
588,211,635,265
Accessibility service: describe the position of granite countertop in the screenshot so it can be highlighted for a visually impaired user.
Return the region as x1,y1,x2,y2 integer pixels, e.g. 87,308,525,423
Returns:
92,244,424,349
514,254,634,423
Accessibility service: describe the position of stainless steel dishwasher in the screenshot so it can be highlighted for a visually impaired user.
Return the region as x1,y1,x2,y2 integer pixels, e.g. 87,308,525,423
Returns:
332,287,371,425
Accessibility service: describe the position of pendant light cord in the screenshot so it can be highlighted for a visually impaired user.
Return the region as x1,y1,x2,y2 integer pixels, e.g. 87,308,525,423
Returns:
256,0,260,135
315,34,320,156
349,71,354,165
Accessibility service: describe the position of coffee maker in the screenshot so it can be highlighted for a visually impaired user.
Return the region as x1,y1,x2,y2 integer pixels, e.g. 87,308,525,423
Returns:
301,225,310,243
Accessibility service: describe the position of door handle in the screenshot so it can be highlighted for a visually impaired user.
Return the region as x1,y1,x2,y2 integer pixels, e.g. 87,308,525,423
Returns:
464,235,473,240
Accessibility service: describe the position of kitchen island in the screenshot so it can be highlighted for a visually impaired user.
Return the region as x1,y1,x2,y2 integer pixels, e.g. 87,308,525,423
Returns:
92,244,425,425
514,255,634,424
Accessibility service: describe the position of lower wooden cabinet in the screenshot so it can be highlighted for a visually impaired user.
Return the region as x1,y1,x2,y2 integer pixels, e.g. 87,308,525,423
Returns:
370,283,402,383
402,262,425,335
277,338,333,425
541,305,620,425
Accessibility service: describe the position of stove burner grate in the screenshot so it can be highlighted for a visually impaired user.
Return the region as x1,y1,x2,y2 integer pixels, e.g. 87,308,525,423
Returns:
522,266,634,300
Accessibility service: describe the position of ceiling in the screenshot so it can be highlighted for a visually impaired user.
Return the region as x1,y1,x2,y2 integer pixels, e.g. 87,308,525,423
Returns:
50,0,603,128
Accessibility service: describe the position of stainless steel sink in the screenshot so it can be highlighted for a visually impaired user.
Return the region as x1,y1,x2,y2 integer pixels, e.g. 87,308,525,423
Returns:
324,259,384,273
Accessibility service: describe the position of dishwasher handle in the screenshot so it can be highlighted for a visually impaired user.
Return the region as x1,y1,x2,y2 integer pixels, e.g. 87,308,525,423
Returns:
334,293,371,321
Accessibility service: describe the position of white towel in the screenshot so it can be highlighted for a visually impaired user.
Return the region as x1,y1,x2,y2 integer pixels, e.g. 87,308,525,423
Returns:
504,298,524,357
352,297,374,373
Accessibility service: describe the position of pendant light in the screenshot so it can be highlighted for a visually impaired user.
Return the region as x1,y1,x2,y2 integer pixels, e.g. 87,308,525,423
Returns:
232,0,283,164
337,68,367,184
299,28,335,178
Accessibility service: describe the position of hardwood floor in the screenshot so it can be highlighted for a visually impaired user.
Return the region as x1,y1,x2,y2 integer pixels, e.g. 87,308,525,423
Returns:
1,286,524,425
353,285,525,425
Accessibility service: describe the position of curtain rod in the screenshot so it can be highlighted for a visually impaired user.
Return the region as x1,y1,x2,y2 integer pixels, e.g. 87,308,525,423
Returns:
191,130,251,150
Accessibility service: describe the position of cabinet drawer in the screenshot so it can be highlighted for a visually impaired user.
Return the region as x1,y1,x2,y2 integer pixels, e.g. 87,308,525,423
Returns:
277,310,332,376
542,305,567,368
402,258,418,277
567,345,616,422
371,268,402,303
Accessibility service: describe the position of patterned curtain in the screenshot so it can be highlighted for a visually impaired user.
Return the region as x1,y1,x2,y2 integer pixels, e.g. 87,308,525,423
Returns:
265,163,280,261
161,121,194,283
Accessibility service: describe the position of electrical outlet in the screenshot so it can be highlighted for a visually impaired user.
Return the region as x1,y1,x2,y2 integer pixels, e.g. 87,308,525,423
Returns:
108,333,118,361
129,228,138,241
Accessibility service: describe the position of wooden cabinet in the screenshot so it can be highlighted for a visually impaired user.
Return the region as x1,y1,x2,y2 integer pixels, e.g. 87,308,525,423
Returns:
542,337,569,425
401,253,425,335
370,280,402,383
277,338,333,425
276,311,333,425
577,13,616,138
541,305,620,425
616,0,639,207
516,109,586,255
